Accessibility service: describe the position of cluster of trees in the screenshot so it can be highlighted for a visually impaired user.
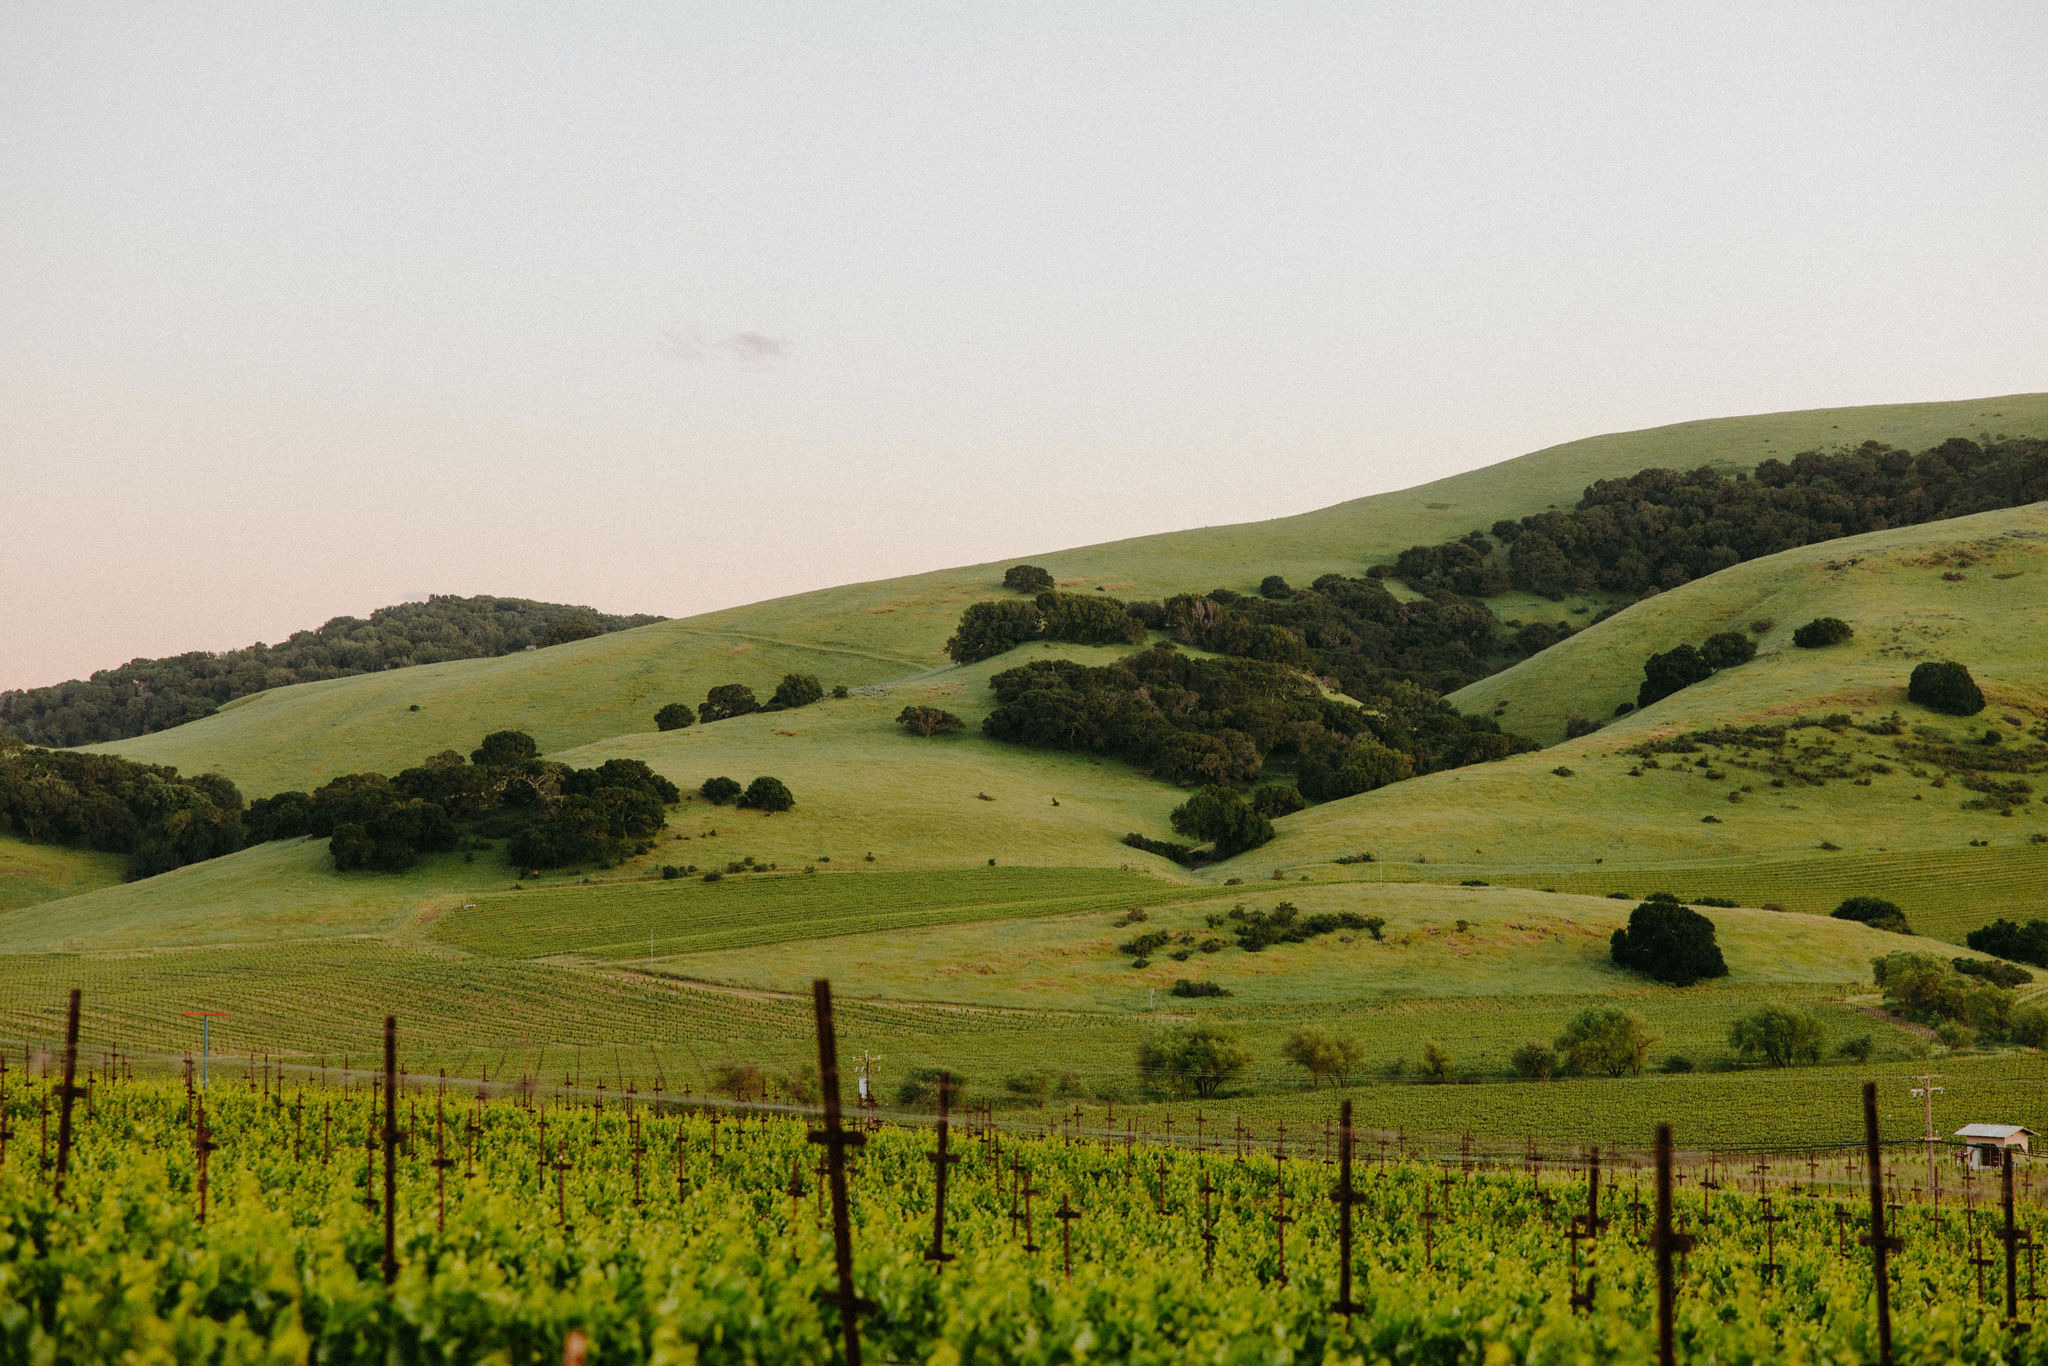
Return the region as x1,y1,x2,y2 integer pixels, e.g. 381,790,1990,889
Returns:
665,674,830,730
1636,628,1757,710
1,596,663,747
1220,901,1379,951
947,592,1148,664
1908,661,1985,716
1874,951,2048,1047
1377,435,2048,602
983,645,1529,810
1609,896,1728,986
956,571,1549,697
896,706,963,737
698,774,796,812
1966,917,2048,968
248,730,681,873
0,738,247,879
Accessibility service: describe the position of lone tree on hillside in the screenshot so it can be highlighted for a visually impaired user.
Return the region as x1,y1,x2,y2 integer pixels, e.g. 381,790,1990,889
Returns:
1908,660,1985,716
769,673,824,710
737,775,795,813
471,729,539,767
1792,617,1854,648
1258,575,1294,600
1699,631,1757,669
1637,644,1714,709
1728,1006,1825,1067
699,776,742,804
1832,896,1913,935
1610,900,1728,986
1004,564,1056,595
1280,1027,1362,1089
1169,785,1275,858
946,599,1042,664
699,683,760,723
896,705,964,737
654,702,695,732
1136,1023,1248,1099
1555,1007,1651,1077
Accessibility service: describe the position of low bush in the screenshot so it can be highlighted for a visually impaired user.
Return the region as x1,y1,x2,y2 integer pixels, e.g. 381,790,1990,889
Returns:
1170,979,1231,998
1792,617,1853,648
1831,896,1913,935
654,703,695,731
1908,660,1986,716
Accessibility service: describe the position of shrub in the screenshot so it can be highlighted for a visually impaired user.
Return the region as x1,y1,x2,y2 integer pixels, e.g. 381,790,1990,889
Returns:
1556,1007,1651,1076
1832,896,1913,935
1419,1040,1454,1082
1136,1024,1249,1099
699,776,742,804
1908,661,1985,716
769,673,824,709
1792,617,1854,648
896,705,965,737
1122,832,1202,865
1935,1019,1970,1049
1835,1034,1874,1061
1638,644,1714,710
737,776,795,813
1249,785,1306,819
1610,901,1728,986
471,730,539,767
1170,978,1231,999
1036,591,1146,647
1659,1055,1695,1074
1563,716,1599,739
1003,564,1055,595
1965,917,2048,968
1699,631,1757,669
2011,1005,2048,1049
1953,957,2033,988
1279,1027,1361,1088
698,683,760,723
945,599,1042,664
1728,1006,1825,1067
1258,575,1293,600
653,703,695,732
1509,1041,1557,1080
1169,786,1275,857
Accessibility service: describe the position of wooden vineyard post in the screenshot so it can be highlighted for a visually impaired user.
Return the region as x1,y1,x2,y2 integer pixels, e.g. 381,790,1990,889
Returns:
1651,1124,1693,1366
1567,1149,1607,1312
786,1157,805,1231
1197,1167,1219,1276
1858,1082,1900,1366
675,1129,686,1205
1056,1194,1080,1280
193,1098,216,1223
1273,1129,1294,1287
51,989,82,1202
1021,1166,1042,1254
629,1111,646,1209
431,1097,454,1234
807,980,873,1366
2002,1147,2030,1330
925,1072,958,1268
1758,1194,1782,1286
1330,1100,1365,1322
382,1016,399,1286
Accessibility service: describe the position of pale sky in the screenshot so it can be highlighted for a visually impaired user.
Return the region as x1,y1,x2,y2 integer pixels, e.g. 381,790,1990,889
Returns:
4,2,2045,691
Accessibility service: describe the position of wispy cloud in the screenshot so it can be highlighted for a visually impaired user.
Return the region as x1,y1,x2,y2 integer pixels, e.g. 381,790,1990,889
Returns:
662,328,787,366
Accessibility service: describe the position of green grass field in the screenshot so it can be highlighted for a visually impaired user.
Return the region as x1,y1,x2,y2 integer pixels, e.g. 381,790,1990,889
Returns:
16,393,2048,1150
0,834,127,913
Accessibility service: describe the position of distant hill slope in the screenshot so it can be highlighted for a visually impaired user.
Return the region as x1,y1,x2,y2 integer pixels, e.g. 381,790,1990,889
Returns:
1256,502,2048,935
5,595,663,747
90,392,2048,796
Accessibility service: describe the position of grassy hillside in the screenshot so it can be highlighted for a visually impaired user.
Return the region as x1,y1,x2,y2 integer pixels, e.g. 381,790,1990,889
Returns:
1249,504,2048,940
0,834,127,914
89,393,2048,796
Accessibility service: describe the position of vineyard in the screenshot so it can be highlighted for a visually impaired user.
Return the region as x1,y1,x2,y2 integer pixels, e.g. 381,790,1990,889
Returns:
5,986,2045,1364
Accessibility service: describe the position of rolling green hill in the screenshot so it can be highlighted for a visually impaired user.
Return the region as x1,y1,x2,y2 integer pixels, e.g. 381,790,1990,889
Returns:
11,392,2048,1147
86,392,2048,797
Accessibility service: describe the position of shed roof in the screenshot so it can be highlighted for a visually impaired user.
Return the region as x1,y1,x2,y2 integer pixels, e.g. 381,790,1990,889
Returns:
1954,1124,2033,1140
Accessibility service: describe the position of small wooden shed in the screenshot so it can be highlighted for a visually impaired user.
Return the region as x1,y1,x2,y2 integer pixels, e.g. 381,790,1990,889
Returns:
1954,1123,2032,1171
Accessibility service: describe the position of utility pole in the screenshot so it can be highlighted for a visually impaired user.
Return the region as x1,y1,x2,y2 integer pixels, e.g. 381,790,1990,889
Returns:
1910,1074,1944,1198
